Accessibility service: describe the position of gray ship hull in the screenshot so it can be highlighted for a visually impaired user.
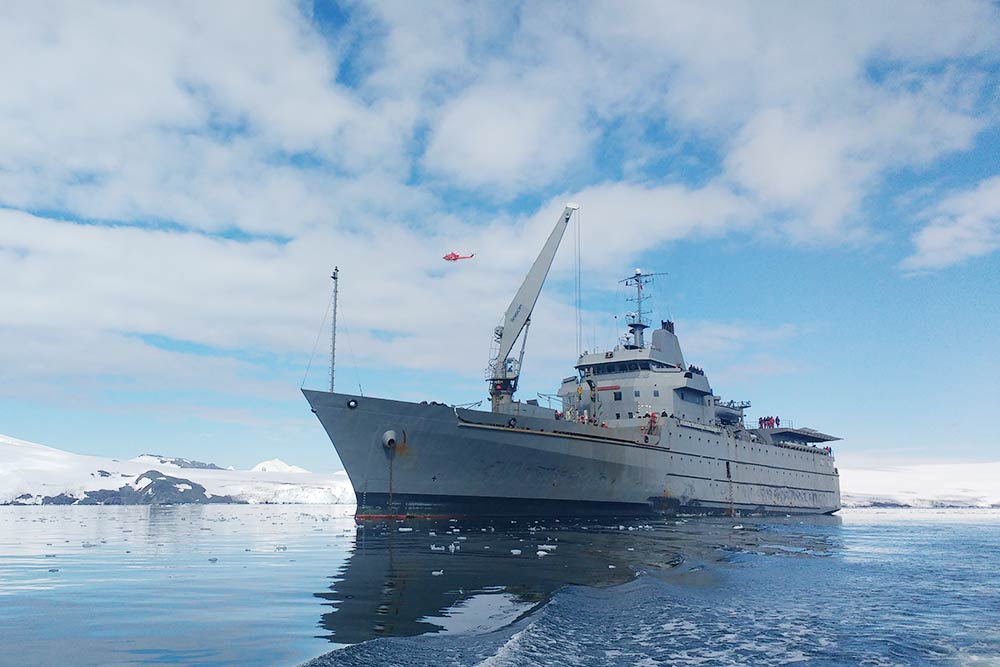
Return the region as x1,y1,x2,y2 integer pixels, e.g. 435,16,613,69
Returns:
303,389,841,517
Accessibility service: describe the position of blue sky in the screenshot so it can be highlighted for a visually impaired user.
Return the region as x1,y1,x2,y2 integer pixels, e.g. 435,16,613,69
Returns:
1,1,999,471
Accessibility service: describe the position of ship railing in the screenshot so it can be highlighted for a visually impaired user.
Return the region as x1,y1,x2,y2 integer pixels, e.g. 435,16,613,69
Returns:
770,439,833,456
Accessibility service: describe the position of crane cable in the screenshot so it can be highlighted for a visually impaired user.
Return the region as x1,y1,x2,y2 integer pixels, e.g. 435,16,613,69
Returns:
574,207,582,357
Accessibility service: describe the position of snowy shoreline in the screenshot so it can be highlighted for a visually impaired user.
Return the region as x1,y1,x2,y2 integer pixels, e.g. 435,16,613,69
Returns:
0,433,354,506
839,462,1000,509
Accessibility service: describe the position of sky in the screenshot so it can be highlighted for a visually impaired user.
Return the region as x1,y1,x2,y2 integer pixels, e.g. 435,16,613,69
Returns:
1,1,999,472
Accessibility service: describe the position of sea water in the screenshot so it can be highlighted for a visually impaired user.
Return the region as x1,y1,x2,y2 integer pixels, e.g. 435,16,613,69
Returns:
1,506,997,666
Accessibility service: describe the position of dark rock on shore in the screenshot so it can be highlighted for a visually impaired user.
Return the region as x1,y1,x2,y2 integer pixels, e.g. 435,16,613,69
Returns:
137,455,226,470
8,470,242,505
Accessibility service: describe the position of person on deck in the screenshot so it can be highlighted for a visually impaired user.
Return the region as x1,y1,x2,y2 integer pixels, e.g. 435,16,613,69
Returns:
775,416,781,428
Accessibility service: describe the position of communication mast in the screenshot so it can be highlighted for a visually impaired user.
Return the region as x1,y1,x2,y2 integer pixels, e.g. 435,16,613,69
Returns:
619,269,666,349
330,267,339,392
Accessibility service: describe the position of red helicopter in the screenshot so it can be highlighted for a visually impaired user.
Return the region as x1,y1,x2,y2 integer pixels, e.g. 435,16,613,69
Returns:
442,252,475,261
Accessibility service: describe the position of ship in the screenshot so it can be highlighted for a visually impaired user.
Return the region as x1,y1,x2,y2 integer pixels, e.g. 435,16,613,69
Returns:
304,204,841,517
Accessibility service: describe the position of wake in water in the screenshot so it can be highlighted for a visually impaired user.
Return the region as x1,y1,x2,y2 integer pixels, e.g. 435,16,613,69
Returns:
307,513,1000,667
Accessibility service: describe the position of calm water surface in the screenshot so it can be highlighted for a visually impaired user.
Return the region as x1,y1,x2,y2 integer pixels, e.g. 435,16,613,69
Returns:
1,506,997,666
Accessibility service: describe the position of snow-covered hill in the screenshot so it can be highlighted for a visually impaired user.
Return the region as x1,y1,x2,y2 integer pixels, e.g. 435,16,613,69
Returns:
840,462,1000,508
251,459,309,474
0,433,354,505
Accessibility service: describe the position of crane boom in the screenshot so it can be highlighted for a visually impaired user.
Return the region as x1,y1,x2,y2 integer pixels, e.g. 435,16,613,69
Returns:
488,203,578,411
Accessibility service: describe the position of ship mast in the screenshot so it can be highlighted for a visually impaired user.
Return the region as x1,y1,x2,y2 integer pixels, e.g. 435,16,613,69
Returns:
619,269,666,349
330,266,338,392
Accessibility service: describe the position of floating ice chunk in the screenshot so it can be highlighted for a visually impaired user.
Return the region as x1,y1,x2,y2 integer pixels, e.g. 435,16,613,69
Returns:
448,543,458,553
274,545,287,552
608,564,616,569
428,531,436,536
510,549,522,555
537,544,557,551
536,551,548,557
457,536,467,541
398,527,413,532
432,570,444,576
732,524,744,530
430,544,446,552
627,547,634,551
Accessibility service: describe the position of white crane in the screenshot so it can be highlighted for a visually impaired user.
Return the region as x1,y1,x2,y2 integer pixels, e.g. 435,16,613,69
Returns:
487,203,579,412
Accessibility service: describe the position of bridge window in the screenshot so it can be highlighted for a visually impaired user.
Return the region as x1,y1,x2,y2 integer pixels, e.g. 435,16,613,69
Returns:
628,412,633,419
613,391,622,401
653,389,660,397
634,390,641,397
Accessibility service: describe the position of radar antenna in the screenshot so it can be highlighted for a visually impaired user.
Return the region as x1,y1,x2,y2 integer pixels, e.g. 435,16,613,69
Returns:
618,269,667,349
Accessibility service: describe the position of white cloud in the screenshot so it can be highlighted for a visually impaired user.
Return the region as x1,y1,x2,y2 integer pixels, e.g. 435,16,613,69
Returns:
423,85,590,192
2,0,1000,426
901,176,1000,271
0,1,373,234
548,182,755,272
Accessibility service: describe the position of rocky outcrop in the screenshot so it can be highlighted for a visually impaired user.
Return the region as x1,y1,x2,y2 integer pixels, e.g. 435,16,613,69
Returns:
122,470,236,504
10,470,242,505
134,455,226,470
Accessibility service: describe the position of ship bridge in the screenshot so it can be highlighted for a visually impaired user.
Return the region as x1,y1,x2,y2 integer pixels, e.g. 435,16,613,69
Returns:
557,318,731,427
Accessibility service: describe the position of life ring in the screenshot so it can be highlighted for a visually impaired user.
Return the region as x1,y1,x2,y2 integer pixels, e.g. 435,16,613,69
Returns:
507,417,517,428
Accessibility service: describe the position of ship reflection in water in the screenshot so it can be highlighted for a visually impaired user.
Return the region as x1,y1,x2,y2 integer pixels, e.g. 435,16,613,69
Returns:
314,514,841,647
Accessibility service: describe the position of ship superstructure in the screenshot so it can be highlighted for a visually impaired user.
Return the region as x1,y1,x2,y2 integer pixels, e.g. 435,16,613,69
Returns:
304,204,840,517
